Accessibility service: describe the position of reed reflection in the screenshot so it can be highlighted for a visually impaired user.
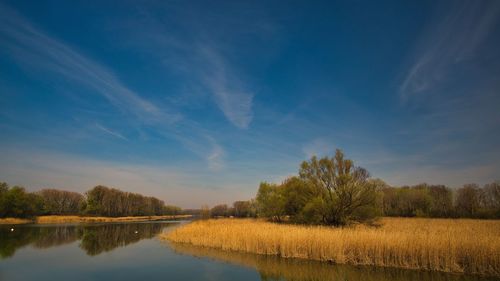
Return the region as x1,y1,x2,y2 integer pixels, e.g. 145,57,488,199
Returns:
170,243,497,281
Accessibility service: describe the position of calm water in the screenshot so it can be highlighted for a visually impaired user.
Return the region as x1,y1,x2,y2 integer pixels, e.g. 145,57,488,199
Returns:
0,222,497,281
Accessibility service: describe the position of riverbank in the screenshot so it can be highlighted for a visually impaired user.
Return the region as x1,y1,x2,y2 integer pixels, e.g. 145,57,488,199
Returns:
164,217,500,276
0,215,191,225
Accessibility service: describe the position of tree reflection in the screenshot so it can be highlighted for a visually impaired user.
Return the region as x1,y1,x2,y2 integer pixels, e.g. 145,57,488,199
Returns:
79,223,165,256
0,227,41,258
170,243,495,281
0,222,172,258
32,226,80,249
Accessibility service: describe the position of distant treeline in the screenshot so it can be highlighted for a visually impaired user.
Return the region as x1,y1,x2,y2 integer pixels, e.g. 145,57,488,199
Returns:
206,150,500,225
381,182,500,219
204,200,257,219
206,181,500,222
0,182,181,218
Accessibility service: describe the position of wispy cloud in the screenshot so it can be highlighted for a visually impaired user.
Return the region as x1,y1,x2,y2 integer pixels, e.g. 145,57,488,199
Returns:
206,136,225,171
167,130,226,171
399,1,500,102
121,6,262,129
198,46,254,129
95,123,128,141
159,41,254,129
0,3,178,123
0,3,229,171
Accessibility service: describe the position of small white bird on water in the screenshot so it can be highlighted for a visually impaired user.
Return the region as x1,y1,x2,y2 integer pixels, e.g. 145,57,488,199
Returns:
10,228,14,232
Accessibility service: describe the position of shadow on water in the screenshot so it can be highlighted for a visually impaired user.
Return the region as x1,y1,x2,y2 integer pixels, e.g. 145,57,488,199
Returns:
170,243,499,281
0,222,176,258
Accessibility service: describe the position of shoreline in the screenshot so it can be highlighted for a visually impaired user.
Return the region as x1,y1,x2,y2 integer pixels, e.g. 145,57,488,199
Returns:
0,215,192,225
164,217,500,277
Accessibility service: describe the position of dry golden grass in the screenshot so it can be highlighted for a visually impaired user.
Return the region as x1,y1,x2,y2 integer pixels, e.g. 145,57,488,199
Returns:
36,215,191,224
0,215,191,224
0,217,32,224
164,218,500,276
171,243,478,281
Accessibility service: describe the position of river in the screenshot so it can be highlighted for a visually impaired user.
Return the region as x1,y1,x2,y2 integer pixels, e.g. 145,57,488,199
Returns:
0,222,497,281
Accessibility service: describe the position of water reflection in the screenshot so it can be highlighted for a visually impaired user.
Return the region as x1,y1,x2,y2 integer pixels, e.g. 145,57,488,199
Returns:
80,223,165,256
170,243,497,281
0,222,174,258
2,224,498,281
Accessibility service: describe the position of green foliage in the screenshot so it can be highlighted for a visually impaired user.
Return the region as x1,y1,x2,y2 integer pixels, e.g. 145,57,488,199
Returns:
299,149,381,226
298,196,328,224
383,185,432,217
251,148,500,226
0,182,8,217
455,184,482,217
84,185,176,217
210,204,228,217
163,205,182,215
483,181,500,217
381,182,500,219
233,200,257,218
281,177,319,219
255,150,382,226
200,205,210,220
0,181,181,218
37,189,84,215
256,182,286,221
428,185,453,217
0,185,42,218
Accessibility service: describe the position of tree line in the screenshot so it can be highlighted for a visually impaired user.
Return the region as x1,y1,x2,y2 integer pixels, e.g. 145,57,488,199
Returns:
381,182,500,219
0,182,181,218
206,200,257,219
206,149,500,226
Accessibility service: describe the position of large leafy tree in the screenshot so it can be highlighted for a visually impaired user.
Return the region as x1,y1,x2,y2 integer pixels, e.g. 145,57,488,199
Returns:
256,182,286,222
299,149,380,226
0,185,42,218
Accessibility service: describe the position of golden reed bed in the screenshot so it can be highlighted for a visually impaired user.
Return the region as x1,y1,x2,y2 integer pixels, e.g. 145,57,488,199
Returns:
170,243,485,281
164,218,500,276
0,215,191,224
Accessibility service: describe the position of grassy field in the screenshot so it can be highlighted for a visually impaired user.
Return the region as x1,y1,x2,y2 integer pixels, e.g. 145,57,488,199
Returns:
0,215,191,224
164,218,500,276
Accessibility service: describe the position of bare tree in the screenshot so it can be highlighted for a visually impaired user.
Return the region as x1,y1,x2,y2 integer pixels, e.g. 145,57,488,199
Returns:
455,184,481,217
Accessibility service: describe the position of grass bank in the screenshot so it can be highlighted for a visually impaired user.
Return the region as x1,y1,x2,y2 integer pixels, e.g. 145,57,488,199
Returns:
164,218,500,276
0,215,191,225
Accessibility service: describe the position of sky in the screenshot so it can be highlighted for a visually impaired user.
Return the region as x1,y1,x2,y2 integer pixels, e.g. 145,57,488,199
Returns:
1,0,499,208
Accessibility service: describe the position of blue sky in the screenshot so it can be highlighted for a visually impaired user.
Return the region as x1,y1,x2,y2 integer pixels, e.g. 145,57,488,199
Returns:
1,0,499,207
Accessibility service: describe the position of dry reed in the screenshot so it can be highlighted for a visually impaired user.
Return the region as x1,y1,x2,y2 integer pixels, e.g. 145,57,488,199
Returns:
164,218,500,276
0,215,191,224
0,217,32,224
171,243,492,281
